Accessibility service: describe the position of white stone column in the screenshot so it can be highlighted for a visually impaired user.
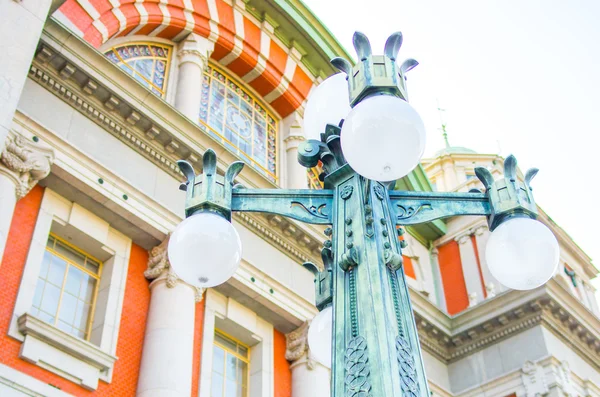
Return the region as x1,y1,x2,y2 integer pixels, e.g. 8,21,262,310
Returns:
0,0,64,152
282,112,308,189
455,232,485,306
137,236,204,397
174,33,214,122
0,134,53,262
473,225,506,295
285,322,330,397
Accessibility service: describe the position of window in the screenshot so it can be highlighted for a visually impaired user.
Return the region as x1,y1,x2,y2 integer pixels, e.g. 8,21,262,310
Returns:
30,234,101,341
104,43,171,97
308,162,324,189
211,330,249,397
199,66,277,182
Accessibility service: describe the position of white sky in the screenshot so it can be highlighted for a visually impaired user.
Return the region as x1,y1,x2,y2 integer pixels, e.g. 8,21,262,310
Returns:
302,0,600,297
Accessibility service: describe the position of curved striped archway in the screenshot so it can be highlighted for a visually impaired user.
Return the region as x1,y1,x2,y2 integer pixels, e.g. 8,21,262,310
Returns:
56,0,315,117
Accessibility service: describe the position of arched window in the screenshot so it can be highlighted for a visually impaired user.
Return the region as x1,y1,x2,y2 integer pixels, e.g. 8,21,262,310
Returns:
308,163,324,189
199,66,277,182
104,43,171,97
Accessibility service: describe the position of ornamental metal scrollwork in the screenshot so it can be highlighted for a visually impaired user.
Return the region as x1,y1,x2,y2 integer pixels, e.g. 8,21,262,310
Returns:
290,202,329,219
396,203,432,220
345,336,372,397
373,185,385,201
341,185,354,200
396,337,419,397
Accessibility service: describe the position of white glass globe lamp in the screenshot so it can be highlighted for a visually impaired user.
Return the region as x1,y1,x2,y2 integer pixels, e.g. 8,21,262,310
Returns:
486,217,559,290
303,73,352,140
307,305,332,368
340,95,426,182
168,212,242,288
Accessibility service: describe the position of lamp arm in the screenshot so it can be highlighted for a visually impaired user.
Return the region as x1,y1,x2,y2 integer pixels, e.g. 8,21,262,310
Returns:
389,190,491,225
231,188,334,225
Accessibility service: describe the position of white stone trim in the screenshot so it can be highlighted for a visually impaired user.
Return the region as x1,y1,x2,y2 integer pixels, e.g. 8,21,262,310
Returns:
18,314,117,390
8,188,132,389
199,289,274,397
0,363,74,397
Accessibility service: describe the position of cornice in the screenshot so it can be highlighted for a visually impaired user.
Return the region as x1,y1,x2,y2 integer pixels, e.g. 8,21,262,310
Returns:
29,36,325,268
413,280,600,367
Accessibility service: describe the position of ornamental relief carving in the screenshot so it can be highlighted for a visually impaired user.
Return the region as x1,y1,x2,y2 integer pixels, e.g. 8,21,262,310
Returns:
285,321,316,369
145,235,204,302
0,134,54,198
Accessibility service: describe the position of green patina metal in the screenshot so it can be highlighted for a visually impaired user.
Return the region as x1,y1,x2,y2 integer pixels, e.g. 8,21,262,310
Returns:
176,31,543,397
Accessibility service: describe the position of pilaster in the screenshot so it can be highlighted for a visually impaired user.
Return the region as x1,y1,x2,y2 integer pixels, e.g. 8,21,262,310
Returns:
174,33,215,122
0,133,53,262
285,321,330,397
282,111,307,189
455,231,485,306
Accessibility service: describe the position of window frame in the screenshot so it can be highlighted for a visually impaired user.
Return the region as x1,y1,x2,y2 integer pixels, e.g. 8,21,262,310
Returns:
104,42,173,98
212,329,250,397
31,233,103,341
198,64,279,182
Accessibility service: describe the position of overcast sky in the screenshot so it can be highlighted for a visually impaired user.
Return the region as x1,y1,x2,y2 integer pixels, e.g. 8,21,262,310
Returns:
302,0,600,298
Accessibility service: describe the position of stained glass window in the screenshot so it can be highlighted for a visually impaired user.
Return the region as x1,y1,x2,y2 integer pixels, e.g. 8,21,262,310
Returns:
30,235,101,341
104,43,171,97
308,162,324,189
211,330,249,397
199,66,277,182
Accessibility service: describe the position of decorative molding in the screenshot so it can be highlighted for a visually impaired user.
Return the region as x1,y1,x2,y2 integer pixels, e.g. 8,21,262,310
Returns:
415,286,600,367
29,43,324,268
236,212,321,265
521,360,549,397
17,313,117,390
0,134,54,198
485,283,496,298
145,235,204,302
556,360,577,397
28,62,183,179
285,321,315,369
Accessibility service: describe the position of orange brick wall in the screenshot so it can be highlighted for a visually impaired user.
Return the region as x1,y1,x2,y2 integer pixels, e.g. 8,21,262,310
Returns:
191,292,206,396
403,256,416,279
438,240,469,315
0,186,152,395
273,329,291,397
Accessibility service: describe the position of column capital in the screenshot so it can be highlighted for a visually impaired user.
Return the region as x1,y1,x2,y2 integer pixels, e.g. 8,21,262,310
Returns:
473,224,488,236
285,321,316,369
282,111,305,147
0,134,54,199
454,232,472,245
145,235,204,302
177,33,215,67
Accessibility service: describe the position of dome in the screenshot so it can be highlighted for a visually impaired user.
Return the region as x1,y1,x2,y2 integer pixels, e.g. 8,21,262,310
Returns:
435,146,477,156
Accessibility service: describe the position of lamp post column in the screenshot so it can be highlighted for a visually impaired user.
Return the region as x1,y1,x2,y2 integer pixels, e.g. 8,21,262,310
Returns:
285,322,331,397
174,34,214,122
137,236,203,397
327,169,429,397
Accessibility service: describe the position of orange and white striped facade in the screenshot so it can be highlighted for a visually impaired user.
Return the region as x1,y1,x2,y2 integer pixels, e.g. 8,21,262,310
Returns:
55,0,315,118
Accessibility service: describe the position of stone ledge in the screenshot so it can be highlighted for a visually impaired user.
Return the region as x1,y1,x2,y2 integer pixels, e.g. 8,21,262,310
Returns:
17,313,117,389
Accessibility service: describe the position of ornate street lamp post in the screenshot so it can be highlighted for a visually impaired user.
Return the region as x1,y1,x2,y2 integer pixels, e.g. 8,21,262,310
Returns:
168,32,560,397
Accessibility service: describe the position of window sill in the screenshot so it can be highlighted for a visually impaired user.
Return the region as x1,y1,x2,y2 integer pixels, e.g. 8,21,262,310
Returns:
17,313,117,390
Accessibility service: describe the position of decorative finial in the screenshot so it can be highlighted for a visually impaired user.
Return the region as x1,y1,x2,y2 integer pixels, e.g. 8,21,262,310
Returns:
437,100,450,148
330,31,418,106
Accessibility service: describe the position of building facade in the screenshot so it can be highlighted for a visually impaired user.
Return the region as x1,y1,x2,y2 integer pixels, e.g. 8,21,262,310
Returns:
0,0,599,396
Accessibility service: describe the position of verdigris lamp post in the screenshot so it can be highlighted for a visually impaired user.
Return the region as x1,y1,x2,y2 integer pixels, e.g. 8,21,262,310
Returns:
167,32,560,397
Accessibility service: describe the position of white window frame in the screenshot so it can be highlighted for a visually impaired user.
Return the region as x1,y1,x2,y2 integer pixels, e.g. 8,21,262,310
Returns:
199,289,274,397
8,188,132,390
